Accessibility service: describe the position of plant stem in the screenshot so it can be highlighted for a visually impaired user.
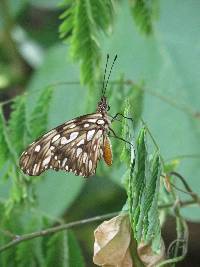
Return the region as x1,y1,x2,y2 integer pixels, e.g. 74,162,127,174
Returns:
0,197,198,253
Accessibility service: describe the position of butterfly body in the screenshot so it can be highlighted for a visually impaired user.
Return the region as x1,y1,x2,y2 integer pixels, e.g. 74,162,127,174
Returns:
19,97,113,177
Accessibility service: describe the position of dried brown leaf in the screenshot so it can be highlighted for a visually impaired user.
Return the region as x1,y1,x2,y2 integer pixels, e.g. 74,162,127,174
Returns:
137,239,165,267
93,214,133,267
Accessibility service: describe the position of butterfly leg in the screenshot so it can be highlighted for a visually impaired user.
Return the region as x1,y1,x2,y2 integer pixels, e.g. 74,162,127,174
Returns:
108,127,133,147
110,113,134,126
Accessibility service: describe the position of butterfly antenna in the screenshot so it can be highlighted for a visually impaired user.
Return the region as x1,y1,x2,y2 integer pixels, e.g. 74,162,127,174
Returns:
103,54,117,96
102,54,110,96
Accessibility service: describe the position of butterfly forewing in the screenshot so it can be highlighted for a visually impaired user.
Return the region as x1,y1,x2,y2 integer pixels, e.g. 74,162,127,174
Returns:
19,113,109,177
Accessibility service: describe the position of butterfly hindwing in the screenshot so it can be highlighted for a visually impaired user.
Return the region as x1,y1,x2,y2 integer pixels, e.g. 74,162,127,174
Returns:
19,113,106,177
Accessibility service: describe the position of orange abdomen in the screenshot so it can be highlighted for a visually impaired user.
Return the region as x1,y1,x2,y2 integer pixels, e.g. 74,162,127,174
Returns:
103,136,112,166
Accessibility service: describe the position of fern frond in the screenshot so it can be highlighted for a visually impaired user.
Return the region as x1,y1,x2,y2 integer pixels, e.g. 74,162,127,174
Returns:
8,96,27,155
90,0,114,32
130,0,158,35
128,127,162,252
29,86,53,140
70,0,101,88
0,107,10,170
59,1,75,39
60,0,114,89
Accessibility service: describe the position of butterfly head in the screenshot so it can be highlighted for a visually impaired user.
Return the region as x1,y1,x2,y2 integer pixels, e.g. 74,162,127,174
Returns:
97,96,110,113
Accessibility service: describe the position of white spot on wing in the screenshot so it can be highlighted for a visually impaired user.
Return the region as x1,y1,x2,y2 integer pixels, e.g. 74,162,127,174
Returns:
96,129,103,138
54,156,58,160
84,123,90,128
52,134,60,143
61,132,79,145
33,164,37,174
88,118,97,123
69,124,76,128
77,139,84,146
35,145,41,152
76,147,82,157
62,158,67,167
43,155,51,166
70,132,79,140
89,160,92,172
87,129,95,141
97,119,105,125
61,137,68,144
83,152,87,163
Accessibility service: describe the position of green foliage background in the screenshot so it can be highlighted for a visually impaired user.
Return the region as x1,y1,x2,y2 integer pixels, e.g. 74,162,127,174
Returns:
0,0,200,266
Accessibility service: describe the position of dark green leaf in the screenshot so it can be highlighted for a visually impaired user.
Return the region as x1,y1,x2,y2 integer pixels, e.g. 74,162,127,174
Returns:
68,230,85,267
129,127,147,229
29,86,53,140
128,128,162,252
46,231,68,267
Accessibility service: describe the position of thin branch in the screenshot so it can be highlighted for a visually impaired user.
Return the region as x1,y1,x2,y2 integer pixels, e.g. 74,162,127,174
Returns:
0,211,119,253
0,198,199,253
169,171,200,204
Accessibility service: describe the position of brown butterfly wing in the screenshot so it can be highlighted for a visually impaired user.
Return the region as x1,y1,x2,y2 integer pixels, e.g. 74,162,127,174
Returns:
19,113,106,177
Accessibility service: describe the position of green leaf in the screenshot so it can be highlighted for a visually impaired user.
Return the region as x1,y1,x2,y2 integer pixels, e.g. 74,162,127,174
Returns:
128,128,162,252
68,230,85,267
29,86,53,140
16,218,44,267
130,127,147,228
60,0,114,89
46,231,68,267
144,153,162,250
8,96,27,155
0,206,22,267
120,98,134,165
90,0,114,32
0,107,10,169
129,0,159,35
70,0,101,88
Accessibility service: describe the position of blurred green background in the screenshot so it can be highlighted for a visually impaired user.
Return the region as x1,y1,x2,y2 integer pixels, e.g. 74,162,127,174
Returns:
0,0,200,266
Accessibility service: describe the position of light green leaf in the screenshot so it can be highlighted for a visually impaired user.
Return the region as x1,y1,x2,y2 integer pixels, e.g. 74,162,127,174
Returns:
0,107,10,169
129,0,159,35
8,96,27,155
60,0,114,89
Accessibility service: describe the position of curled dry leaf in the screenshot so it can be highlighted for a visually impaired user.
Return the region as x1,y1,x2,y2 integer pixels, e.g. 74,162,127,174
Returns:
137,239,165,267
93,214,133,267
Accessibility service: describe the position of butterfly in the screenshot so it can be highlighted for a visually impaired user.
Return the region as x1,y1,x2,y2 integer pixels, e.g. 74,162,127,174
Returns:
19,55,118,178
